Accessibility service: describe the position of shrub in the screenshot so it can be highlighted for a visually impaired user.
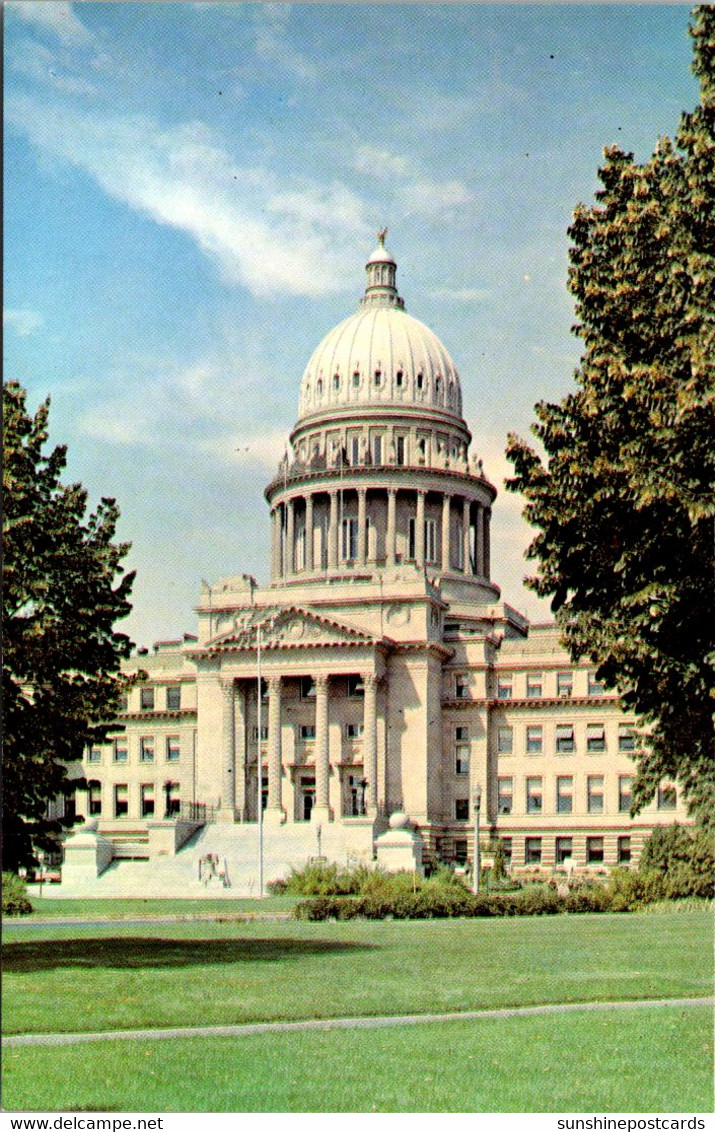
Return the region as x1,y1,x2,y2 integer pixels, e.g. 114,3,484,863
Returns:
510,885,562,916
2,872,33,916
639,825,714,899
268,861,369,896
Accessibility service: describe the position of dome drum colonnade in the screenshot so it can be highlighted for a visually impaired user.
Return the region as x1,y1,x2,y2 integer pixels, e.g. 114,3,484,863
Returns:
265,231,495,586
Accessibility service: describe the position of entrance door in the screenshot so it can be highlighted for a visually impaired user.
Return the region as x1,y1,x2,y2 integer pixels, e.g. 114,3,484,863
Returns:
303,790,314,821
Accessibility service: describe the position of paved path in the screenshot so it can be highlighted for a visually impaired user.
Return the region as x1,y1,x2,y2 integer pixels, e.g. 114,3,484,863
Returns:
6,997,712,1048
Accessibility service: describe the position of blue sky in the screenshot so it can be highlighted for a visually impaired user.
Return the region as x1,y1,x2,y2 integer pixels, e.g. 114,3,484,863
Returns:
5,2,699,647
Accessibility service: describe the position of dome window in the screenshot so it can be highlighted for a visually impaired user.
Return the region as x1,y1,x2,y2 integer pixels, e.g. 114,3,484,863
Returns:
417,373,424,391
352,371,360,387
317,379,323,396
396,370,404,388
435,376,441,397
333,374,340,391
374,369,382,386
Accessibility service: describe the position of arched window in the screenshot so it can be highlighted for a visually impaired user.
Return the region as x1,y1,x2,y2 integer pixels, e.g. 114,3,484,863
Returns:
352,370,360,387
317,379,323,396
333,374,340,391
417,373,424,391
435,376,441,398
374,369,382,386
396,370,404,388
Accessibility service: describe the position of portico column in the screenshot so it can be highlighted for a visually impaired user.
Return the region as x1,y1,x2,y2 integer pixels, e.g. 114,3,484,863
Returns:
219,679,235,821
265,676,285,824
462,498,471,573
357,488,367,564
441,494,451,572
305,493,314,572
386,489,397,567
285,499,295,576
313,674,331,822
328,490,339,570
415,490,426,569
476,505,485,577
363,673,378,813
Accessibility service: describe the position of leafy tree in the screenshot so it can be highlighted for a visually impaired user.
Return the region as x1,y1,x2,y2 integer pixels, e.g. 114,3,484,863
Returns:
3,381,136,870
506,8,715,825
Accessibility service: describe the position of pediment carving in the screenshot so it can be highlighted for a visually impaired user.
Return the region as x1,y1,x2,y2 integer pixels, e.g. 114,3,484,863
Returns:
205,605,379,652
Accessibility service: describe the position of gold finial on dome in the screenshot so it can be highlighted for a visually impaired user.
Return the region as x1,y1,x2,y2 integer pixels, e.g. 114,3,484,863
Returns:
377,227,388,245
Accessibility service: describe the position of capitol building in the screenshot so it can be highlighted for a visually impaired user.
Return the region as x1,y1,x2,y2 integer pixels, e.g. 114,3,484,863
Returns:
70,233,687,892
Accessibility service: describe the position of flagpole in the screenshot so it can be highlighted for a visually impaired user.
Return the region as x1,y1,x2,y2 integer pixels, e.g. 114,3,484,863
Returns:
257,624,263,899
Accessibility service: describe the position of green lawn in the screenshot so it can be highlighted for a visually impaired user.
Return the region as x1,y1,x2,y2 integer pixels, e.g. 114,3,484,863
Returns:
3,1005,712,1112
4,911,712,1037
24,896,298,917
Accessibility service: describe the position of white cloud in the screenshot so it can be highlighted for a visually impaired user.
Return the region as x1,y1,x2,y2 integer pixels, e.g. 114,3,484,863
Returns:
429,287,492,303
251,4,318,84
4,308,43,336
352,145,473,219
199,428,287,473
10,37,97,95
10,1,94,47
8,95,370,298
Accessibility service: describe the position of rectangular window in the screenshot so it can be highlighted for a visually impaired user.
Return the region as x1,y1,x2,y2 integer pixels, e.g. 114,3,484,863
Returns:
341,517,358,560
526,673,543,699
501,837,512,866
586,723,606,752
347,674,364,698
526,726,542,754
455,726,469,742
372,434,383,465
166,782,181,817
408,517,416,560
588,672,605,696
555,837,573,865
114,784,128,818
658,784,677,810
345,722,364,740
497,676,512,700
425,519,437,563
454,839,468,865
141,784,155,818
524,837,542,864
455,674,469,700
118,693,129,713
350,436,361,466
497,777,513,815
556,672,573,698
526,777,542,814
455,798,469,821
618,836,631,864
300,724,316,741
87,747,102,764
586,836,604,864
113,740,128,763
140,687,155,711
497,726,513,755
252,725,269,741
618,776,633,813
166,686,181,711
618,726,636,752
556,724,575,753
556,776,573,814
166,736,180,762
455,745,469,776
395,435,406,466
587,776,604,814
88,782,102,817
139,737,154,763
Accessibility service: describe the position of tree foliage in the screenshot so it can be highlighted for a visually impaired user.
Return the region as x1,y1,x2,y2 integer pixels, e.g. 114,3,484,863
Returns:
3,381,136,869
506,8,715,825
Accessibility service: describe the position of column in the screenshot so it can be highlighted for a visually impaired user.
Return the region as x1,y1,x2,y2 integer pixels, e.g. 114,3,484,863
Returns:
305,493,314,572
285,499,295,577
313,674,331,822
328,491,339,570
265,676,285,823
441,494,451,572
219,679,235,821
386,489,397,567
476,505,485,577
363,673,378,813
484,509,491,578
415,490,426,569
234,683,247,820
357,488,367,564
270,509,279,581
462,498,471,574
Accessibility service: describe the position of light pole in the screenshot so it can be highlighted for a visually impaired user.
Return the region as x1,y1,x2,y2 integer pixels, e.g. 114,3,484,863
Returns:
472,784,482,895
257,624,264,899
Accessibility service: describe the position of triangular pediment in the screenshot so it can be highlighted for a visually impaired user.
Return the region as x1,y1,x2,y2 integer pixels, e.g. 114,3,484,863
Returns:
205,605,382,652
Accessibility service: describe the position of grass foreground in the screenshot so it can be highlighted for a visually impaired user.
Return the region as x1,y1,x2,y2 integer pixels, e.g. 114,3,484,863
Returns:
2,907,712,1112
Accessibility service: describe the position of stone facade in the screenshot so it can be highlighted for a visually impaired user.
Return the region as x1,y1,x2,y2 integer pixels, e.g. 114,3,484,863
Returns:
79,234,688,875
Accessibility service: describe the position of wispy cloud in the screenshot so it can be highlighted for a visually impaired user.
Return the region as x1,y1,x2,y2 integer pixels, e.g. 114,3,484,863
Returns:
251,4,318,84
4,307,43,336
353,145,473,219
10,1,95,47
8,95,369,298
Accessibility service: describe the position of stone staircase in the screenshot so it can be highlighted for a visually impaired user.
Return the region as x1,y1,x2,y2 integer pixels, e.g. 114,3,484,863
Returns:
43,819,380,900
